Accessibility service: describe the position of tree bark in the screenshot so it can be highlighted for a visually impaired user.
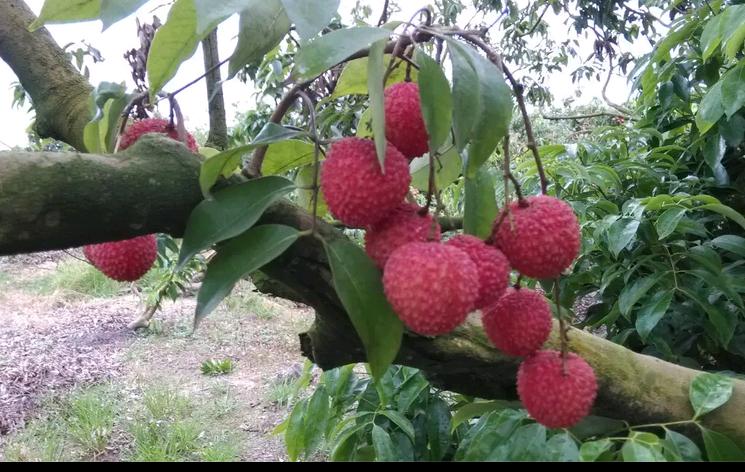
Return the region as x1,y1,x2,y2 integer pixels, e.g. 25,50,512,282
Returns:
201,29,228,150
0,1,92,151
0,146,744,447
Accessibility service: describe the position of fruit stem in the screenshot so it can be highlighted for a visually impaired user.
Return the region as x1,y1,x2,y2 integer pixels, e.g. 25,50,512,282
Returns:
296,91,322,236
502,135,526,206
553,279,569,375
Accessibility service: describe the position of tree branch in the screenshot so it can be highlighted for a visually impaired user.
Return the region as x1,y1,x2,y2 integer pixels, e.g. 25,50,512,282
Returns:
542,111,629,120
201,28,228,150
0,1,92,151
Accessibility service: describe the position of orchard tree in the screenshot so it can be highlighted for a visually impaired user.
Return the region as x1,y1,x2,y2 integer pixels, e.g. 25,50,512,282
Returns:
1,0,745,461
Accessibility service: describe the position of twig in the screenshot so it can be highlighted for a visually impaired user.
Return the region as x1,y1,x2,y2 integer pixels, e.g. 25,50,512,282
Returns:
169,56,230,98
296,91,321,235
542,111,629,120
62,249,92,266
517,4,550,38
554,280,569,372
602,55,633,116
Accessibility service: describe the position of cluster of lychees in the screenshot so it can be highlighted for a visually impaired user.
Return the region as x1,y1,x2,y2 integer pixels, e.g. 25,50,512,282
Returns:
83,118,198,281
321,81,597,429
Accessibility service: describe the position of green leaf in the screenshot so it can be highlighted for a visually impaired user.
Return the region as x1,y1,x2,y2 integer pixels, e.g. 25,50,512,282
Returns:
635,290,673,341
454,409,526,461
464,171,498,240
253,122,307,144
663,429,702,461
303,386,331,455
426,398,451,461
280,0,339,40
228,0,290,78
446,39,513,176
331,55,413,98
505,423,548,461
367,39,387,169
193,0,249,35
292,27,391,81
324,239,403,381
618,273,663,316
689,373,734,419
100,0,149,29
447,39,480,153
410,145,462,192
178,176,295,268
195,224,299,321
652,20,698,62
450,400,512,432
579,439,612,462
622,432,666,462
378,410,415,442
700,14,724,61
720,114,745,147
607,217,640,257
545,432,580,462
701,428,745,461
711,235,745,257
262,140,316,175
199,144,253,196
721,62,745,119
29,0,100,30
698,203,745,231
147,0,215,99
414,49,453,155
678,287,736,346
372,425,396,461
695,81,724,135
655,207,686,239
721,5,745,60
285,398,308,461
330,423,367,461
703,135,728,184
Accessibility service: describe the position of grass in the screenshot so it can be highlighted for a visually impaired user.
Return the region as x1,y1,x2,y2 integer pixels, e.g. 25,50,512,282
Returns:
28,260,123,298
201,358,235,376
2,383,242,462
224,288,278,320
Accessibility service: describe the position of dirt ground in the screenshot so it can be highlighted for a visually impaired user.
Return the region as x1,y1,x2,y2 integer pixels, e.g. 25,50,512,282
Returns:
0,252,315,461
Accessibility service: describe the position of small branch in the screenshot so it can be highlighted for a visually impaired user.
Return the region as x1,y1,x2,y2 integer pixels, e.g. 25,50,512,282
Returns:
244,35,428,177
201,28,228,150
377,0,391,26
542,111,630,120
296,91,321,235
170,56,230,98
602,55,633,116
517,3,550,38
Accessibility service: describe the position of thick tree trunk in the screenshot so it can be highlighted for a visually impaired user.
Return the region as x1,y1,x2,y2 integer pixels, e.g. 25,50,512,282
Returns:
0,1,92,151
0,146,744,447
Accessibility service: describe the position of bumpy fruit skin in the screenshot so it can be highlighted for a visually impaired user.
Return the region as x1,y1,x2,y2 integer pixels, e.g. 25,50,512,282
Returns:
446,234,510,308
365,203,441,268
482,288,552,356
383,242,479,335
384,82,428,160
83,234,158,282
321,137,411,227
119,118,199,152
517,350,597,428
493,195,580,279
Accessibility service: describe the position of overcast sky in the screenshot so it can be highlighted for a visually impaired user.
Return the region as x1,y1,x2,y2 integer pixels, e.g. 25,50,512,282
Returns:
0,0,648,149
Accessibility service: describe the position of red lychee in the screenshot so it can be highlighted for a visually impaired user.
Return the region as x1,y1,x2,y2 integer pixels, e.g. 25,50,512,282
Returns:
482,288,552,356
83,234,158,282
321,137,411,227
119,118,199,152
493,195,580,279
384,82,428,160
383,242,479,336
517,350,597,429
365,203,441,268
446,234,510,308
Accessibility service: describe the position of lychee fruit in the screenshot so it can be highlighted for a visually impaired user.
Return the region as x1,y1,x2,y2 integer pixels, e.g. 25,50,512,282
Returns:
482,288,552,356
83,234,158,282
493,195,580,279
383,242,479,336
321,137,411,227
384,82,428,160
119,118,199,152
446,234,510,308
365,203,441,268
517,350,597,428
